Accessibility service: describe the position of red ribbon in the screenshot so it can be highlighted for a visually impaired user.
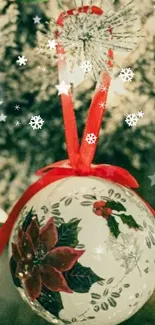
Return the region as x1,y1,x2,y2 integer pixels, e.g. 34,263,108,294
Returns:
56,5,113,169
0,6,154,255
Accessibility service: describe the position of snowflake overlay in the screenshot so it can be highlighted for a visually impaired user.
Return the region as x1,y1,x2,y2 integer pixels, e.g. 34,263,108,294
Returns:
80,60,93,73
85,133,97,144
15,120,21,127
47,39,57,50
120,68,134,82
125,111,144,127
137,111,144,118
100,85,108,92
29,115,44,130
14,105,20,110
125,114,138,127
99,101,105,109
16,56,28,66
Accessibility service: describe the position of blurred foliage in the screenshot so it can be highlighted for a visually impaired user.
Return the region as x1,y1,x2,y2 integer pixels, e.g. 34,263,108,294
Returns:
0,0,155,211
0,1,155,322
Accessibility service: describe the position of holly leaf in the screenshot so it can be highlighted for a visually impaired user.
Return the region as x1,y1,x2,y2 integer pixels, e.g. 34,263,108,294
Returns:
37,286,63,318
10,257,22,288
107,216,120,238
118,213,140,229
22,208,39,232
64,262,103,293
56,219,81,248
106,201,126,212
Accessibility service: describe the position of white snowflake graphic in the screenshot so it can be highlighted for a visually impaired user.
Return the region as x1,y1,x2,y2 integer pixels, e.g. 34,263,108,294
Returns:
16,55,28,66
137,111,144,118
120,68,134,82
47,39,57,50
14,105,20,110
125,114,138,127
29,115,44,130
15,120,21,127
80,60,93,73
100,85,108,92
85,133,97,144
99,101,105,109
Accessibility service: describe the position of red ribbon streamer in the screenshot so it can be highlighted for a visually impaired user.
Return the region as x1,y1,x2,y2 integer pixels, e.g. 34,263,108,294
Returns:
0,6,154,255
56,5,113,168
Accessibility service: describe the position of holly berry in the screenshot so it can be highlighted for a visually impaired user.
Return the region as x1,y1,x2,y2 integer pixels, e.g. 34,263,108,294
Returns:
93,201,106,209
102,207,112,219
102,207,112,215
93,201,112,219
93,200,106,216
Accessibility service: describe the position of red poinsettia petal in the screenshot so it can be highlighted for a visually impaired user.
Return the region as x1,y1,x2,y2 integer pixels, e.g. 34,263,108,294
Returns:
12,243,21,263
20,232,35,259
15,259,33,279
39,218,58,251
24,266,42,301
26,218,39,249
43,247,84,272
40,265,72,293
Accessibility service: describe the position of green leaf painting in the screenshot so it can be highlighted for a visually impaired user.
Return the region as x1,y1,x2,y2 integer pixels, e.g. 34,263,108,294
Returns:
56,219,81,247
118,213,140,229
107,216,121,238
64,262,103,293
106,201,126,212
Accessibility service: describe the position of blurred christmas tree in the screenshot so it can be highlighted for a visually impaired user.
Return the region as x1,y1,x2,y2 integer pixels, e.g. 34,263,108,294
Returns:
0,0,154,213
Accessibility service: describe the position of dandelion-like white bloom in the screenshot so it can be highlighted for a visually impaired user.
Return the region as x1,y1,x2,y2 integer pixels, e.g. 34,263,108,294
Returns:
37,0,141,82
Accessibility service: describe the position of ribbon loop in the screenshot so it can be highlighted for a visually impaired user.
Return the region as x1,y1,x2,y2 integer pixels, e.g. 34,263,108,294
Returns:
56,5,113,170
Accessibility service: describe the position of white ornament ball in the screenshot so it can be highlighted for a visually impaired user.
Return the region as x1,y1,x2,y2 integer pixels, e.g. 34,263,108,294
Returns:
9,176,155,325
0,208,8,225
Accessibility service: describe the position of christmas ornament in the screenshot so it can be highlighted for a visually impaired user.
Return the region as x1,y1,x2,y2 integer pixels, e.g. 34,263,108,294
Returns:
37,0,141,83
0,2,154,325
8,174,155,325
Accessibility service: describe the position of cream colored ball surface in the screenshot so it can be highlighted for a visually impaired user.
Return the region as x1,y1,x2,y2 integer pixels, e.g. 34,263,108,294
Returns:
9,177,155,325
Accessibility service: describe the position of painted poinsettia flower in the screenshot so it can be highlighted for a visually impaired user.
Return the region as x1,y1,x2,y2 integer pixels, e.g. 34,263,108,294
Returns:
93,200,112,219
12,217,84,301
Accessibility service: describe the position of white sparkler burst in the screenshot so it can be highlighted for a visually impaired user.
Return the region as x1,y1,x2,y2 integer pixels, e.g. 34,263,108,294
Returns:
37,0,141,82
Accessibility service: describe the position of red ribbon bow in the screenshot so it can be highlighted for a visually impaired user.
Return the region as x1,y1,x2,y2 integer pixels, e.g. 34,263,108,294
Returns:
0,5,154,255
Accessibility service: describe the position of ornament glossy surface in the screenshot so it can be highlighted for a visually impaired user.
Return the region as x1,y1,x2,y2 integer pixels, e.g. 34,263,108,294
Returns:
9,177,155,325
